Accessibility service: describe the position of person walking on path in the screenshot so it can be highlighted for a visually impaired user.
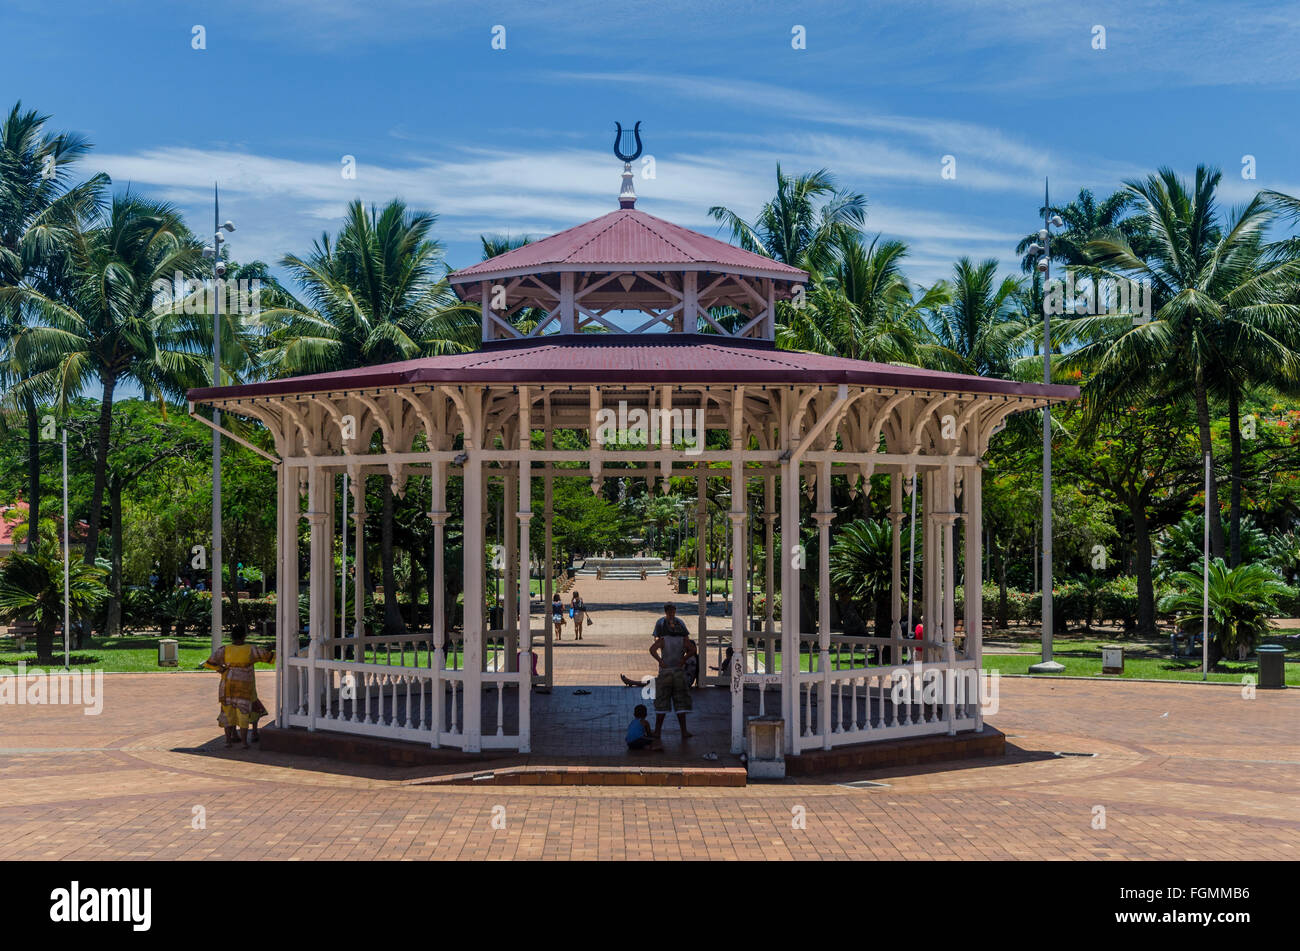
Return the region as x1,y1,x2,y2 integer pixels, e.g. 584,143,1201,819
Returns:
649,603,695,738
551,593,566,640
570,591,592,640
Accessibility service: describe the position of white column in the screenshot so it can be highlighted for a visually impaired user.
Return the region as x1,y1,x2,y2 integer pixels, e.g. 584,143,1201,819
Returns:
559,272,576,335
943,465,958,734
764,476,776,675
305,467,332,731
696,470,707,640
429,457,447,747
780,449,801,754
517,386,533,752
461,410,484,752
889,473,904,667
504,467,518,673
351,476,365,643
729,440,747,753
274,463,299,727
816,458,832,750
543,463,554,692
963,463,984,730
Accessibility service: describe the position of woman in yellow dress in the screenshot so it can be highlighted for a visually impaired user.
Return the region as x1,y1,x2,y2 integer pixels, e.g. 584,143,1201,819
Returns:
203,626,275,749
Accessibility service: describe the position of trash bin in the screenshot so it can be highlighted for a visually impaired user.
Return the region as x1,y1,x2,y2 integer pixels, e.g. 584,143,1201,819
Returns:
1101,645,1124,675
677,575,689,594
1257,645,1287,689
746,715,785,779
157,638,179,667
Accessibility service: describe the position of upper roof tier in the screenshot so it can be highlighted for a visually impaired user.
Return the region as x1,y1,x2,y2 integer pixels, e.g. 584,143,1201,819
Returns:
447,201,809,343
448,207,808,286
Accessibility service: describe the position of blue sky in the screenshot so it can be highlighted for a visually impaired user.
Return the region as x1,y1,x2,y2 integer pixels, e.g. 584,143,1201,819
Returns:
3,0,1300,286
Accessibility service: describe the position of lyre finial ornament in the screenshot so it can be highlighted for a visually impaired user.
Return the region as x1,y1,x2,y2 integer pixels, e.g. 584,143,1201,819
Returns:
614,121,643,208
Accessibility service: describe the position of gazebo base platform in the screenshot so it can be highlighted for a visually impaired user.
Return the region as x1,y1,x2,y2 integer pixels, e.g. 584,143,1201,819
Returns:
258,683,1004,784
785,725,1004,777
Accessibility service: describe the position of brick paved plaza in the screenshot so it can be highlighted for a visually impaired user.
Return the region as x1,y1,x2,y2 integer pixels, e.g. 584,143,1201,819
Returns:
2,575,1297,861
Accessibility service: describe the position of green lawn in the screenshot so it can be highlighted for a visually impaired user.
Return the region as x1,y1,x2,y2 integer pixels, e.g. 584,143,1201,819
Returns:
982,651,1299,684
0,633,275,672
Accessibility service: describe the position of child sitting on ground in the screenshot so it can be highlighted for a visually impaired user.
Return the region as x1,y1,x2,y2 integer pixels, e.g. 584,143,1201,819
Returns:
626,704,663,752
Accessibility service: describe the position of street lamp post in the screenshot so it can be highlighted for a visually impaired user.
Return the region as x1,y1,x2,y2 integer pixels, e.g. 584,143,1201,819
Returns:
203,184,235,653
1027,180,1065,673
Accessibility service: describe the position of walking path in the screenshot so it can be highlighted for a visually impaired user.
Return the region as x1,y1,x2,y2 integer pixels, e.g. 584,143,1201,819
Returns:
2,571,1298,860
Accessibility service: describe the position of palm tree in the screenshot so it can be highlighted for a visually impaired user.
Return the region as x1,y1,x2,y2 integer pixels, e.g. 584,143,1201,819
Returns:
1159,559,1294,668
931,257,1026,376
0,541,108,664
261,199,478,634
4,193,225,570
709,165,866,272
781,233,950,364
1060,167,1300,562
0,101,107,553
1015,187,1147,272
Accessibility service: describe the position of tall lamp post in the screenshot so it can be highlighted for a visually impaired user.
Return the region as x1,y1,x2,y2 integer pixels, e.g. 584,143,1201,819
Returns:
1027,180,1065,673
202,184,235,653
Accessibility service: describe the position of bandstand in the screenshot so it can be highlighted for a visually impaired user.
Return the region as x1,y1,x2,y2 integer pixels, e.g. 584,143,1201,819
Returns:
188,141,1077,758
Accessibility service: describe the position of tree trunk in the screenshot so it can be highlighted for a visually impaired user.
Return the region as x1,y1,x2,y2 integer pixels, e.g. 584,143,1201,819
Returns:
107,478,123,638
1192,374,1225,560
1228,385,1243,568
997,548,1009,628
35,621,55,666
25,398,40,553
1131,489,1157,637
380,474,405,634
84,374,116,564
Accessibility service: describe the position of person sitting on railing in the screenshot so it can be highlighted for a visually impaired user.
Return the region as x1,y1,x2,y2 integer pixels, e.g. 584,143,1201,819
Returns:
710,646,734,681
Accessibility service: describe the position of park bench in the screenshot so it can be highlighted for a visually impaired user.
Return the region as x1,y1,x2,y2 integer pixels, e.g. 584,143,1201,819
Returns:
1,620,37,651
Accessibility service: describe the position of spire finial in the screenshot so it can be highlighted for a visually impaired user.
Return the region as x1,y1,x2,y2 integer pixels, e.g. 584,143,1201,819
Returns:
614,121,642,209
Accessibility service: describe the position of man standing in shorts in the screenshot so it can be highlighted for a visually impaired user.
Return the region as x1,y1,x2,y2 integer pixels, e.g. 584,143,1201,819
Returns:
649,603,695,739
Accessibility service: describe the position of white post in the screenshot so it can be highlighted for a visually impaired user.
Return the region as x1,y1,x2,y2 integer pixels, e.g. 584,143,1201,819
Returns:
62,429,70,670
340,472,348,643
1202,451,1210,681
816,458,832,750
890,473,904,666
305,468,331,731
942,466,958,734
729,397,747,753
696,470,707,641
964,464,984,728
781,438,801,755
504,466,518,672
462,398,484,752
429,458,447,746
351,476,365,641
517,385,533,752
764,476,776,675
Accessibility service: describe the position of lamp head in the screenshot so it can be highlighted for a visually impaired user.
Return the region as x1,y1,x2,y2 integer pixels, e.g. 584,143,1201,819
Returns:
221,220,236,233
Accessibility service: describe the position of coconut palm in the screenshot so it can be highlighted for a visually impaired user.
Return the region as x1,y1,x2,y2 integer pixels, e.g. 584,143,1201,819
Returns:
781,233,950,364
3,193,230,569
1159,559,1294,668
0,541,108,663
931,257,1026,377
0,101,107,553
1014,187,1148,272
261,199,478,634
708,165,865,272
1059,167,1300,562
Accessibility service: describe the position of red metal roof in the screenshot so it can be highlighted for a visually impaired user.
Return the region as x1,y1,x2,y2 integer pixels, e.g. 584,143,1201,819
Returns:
448,208,808,286
189,336,1079,403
